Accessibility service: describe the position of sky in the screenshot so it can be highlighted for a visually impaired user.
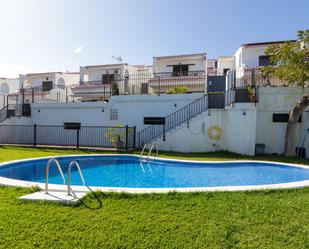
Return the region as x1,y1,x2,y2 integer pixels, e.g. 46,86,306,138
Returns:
0,0,308,77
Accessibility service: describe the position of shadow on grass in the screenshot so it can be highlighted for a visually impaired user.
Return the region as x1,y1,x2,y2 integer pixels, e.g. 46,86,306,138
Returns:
77,188,103,210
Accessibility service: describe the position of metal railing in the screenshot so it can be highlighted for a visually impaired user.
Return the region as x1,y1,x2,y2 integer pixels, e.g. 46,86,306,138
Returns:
138,82,260,146
138,94,208,145
140,143,159,160
0,106,7,123
0,124,136,150
67,160,85,195
45,158,66,194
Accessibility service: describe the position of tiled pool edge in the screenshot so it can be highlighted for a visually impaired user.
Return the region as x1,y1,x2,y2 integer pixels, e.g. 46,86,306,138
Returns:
0,154,309,193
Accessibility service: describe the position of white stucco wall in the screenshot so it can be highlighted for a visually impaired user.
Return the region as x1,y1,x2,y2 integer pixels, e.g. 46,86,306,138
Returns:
256,87,309,155
20,72,79,89
217,57,235,74
83,65,125,82
154,103,257,155
234,45,268,69
3,87,309,156
153,54,207,73
24,93,204,130
0,78,20,94
55,73,79,87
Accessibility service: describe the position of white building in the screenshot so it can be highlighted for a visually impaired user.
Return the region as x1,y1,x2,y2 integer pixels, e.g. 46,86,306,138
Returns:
19,71,79,103
234,40,296,87
0,78,20,108
207,59,217,75
217,56,235,75
150,53,207,93
72,63,152,101
0,78,20,95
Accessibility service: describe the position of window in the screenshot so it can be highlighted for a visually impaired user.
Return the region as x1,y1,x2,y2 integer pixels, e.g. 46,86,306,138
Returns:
42,81,53,91
272,113,302,123
102,74,115,84
172,64,189,76
259,55,273,66
110,109,118,120
223,68,230,75
144,117,165,125
0,83,9,94
64,122,81,130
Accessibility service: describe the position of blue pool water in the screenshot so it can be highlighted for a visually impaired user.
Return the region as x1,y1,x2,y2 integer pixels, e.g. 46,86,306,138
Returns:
0,155,309,188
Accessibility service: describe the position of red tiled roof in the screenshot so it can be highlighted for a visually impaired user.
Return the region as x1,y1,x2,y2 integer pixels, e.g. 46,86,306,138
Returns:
154,53,206,60
84,63,128,69
242,40,296,47
26,72,62,76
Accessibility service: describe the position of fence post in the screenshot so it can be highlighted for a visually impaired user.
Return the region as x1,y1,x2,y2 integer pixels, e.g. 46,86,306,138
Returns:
33,124,37,147
76,129,80,149
133,126,136,148
65,86,68,104
251,69,255,87
163,124,166,141
158,75,161,96
125,125,128,151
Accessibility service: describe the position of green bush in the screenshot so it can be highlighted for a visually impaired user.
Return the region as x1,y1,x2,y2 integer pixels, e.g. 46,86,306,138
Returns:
167,86,188,94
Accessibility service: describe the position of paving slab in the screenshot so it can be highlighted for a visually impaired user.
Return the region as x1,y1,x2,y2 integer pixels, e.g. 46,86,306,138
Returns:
18,190,87,205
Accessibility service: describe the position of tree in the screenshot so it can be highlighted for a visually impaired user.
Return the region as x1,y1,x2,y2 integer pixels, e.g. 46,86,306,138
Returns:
261,30,309,156
112,82,119,96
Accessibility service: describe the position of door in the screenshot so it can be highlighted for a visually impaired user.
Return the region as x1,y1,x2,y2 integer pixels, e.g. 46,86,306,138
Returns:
207,76,226,108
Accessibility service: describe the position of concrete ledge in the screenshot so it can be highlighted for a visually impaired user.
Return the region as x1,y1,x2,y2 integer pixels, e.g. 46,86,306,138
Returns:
18,190,87,205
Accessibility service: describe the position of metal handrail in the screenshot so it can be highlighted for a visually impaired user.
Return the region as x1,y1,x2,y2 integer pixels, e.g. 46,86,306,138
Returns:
140,143,159,161
138,94,208,145
45,158,66,194
148,144,159,160
67,160,86,196
140,143,148,158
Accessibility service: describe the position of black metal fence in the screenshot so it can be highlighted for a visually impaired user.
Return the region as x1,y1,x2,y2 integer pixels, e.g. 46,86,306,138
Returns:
20,86,75,104
225,87,259,106
4,69,279,105
72,71,206,101
149,71,206,94
233,68,284,88
0,124,136,150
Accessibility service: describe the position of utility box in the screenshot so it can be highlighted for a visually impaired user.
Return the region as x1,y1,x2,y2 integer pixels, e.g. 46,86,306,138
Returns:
255,144,265,155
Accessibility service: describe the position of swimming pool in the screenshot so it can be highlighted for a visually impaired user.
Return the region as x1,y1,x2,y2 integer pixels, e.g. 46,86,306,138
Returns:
0,155,309,192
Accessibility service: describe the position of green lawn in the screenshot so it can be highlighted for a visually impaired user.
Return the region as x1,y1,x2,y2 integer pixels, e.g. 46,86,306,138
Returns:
0,146,308,249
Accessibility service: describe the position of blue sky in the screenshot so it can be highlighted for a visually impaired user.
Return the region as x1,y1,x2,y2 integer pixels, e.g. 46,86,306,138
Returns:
0,0,308,77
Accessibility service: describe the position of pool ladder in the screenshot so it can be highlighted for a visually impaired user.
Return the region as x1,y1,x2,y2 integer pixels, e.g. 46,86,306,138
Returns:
140,143,159,161
45,158,86,196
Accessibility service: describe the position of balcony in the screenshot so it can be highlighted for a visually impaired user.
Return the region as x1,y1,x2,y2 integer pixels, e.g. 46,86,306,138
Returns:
71,81,112,101
149,71,206,93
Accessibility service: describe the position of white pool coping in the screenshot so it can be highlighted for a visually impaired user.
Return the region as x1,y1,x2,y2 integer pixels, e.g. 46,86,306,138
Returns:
0,154,309,193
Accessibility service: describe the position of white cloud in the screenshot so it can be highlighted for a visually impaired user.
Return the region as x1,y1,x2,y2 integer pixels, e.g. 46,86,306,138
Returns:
75,46,83,54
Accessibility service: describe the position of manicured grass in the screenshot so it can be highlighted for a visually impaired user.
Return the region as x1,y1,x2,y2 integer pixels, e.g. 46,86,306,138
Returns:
0,146,308,248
